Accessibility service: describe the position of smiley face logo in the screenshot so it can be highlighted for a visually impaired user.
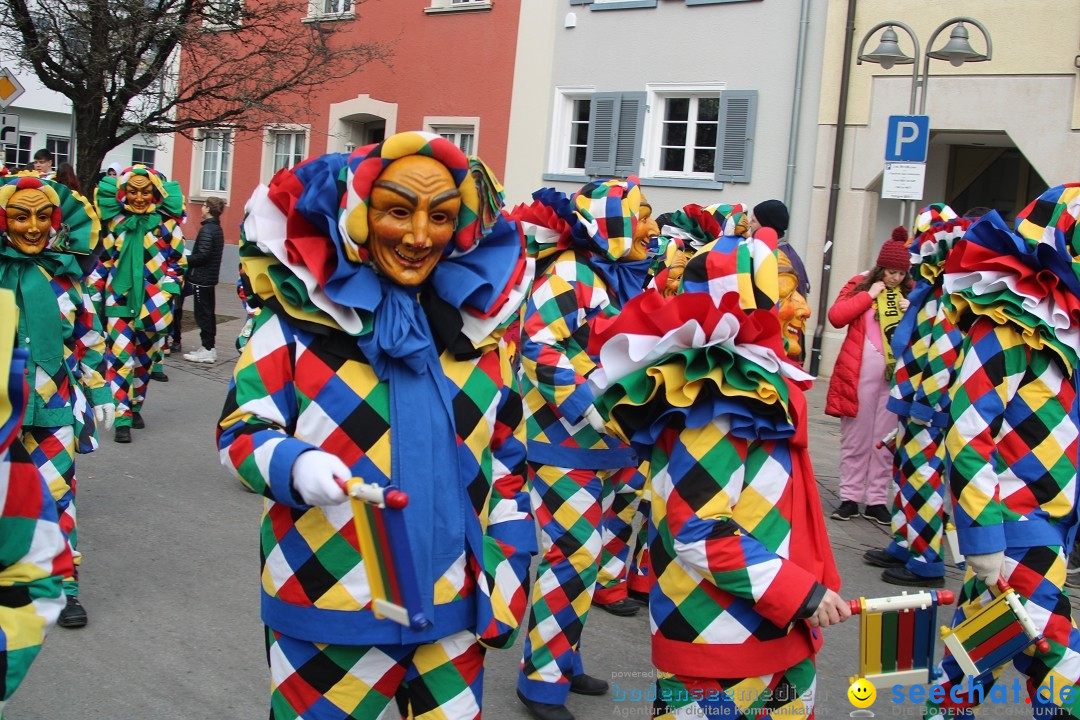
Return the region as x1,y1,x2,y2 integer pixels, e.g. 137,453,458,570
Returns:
847,678,876,708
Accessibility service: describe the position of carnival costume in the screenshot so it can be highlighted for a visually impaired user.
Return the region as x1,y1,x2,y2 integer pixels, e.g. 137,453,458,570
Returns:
217,132,535,719
513,178,654,713
0,288,73,714
0,176,109,622
587,225,840,719
927,184,1080,716
91,165,185,437
597,204,752,615
874,204,970,585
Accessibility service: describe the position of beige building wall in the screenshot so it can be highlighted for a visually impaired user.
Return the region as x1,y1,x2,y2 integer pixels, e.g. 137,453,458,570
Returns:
504,0,557,204
808,0,1080,377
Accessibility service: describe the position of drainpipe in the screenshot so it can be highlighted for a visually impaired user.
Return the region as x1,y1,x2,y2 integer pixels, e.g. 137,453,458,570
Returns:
782,0,812,209
807,0,857,377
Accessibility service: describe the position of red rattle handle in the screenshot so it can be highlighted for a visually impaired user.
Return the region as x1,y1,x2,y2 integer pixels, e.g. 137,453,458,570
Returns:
334,478,409,509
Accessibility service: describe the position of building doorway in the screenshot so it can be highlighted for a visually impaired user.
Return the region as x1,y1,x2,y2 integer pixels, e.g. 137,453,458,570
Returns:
945,143,1048,225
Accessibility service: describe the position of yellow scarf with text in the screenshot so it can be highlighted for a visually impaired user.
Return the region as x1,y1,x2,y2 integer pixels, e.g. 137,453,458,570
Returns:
876,286,903,380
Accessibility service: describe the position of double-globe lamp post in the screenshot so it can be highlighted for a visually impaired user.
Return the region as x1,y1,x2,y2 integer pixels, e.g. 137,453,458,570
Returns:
855,17,992,227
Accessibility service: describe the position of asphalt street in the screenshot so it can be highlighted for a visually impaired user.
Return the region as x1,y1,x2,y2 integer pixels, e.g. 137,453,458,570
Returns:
7,293,1035,719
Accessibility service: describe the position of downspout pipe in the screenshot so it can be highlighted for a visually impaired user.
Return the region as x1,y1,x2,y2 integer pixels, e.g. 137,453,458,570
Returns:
782,0,812,208
807,0,857,377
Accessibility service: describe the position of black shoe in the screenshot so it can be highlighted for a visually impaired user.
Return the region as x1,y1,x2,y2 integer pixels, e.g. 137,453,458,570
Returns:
569,673,609,696
58,595,87,628
114,426,131,443
594,598,639,617
131,412,145,429
863,548,905,568
863,504,892,526
831,500,859,520
628,589,650,606
881,566,945,588
150,370,169,382
517,690,574,720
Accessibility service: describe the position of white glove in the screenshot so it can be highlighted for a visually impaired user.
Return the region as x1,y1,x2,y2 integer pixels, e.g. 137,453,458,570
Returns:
291,451,352,507
966,551,1005,586
93,403,115,432
582,405,607,435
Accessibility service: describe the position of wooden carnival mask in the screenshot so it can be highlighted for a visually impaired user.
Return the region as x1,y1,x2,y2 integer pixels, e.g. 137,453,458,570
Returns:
124,174,155,215
777,249,810,358
5,188,55,256
367,155,462,287
625,200,659,263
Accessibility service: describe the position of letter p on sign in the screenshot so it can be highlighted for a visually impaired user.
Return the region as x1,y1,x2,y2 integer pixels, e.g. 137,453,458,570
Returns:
885,115,930,163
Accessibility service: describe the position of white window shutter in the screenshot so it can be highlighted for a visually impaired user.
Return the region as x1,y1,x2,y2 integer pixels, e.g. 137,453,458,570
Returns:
715,90,757,183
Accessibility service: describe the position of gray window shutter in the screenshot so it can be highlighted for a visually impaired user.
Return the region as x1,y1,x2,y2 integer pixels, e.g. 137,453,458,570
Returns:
715,90,757,183
613,92,645,175
569,0,591,5
585,93,619,175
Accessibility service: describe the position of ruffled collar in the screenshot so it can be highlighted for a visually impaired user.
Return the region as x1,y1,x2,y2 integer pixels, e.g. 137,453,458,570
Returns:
944,211,1080,369
240,153,531,352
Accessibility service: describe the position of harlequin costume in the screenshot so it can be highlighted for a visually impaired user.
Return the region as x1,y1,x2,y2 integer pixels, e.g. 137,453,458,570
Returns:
216,132,535,720
868,204,970,586
587,224,840,720
0,288,73,713
91,165,185,439
0,175,108,626
595,203,746,614
511,178,655,714
927,184,1080,716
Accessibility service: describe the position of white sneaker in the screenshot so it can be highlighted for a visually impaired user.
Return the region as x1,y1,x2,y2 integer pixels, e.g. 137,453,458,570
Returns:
183,347,217,363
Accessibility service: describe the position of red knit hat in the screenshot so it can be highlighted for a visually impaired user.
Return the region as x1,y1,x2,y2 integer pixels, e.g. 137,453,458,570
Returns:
876,226,911,271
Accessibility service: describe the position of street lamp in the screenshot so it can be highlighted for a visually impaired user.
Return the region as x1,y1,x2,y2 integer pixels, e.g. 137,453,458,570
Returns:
856,17,992,223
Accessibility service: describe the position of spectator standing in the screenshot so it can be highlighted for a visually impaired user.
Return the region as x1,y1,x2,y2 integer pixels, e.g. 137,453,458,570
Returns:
182,198,224,364
825,227,913,524
32,149,53,178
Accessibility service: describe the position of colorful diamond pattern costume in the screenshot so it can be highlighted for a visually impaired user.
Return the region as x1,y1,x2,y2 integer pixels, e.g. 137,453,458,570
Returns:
91,165,186,427
883,208,970,578
217,133,535,719
0,288,73,713
588,226,839,717
929,184,1080,714
0,176,106,597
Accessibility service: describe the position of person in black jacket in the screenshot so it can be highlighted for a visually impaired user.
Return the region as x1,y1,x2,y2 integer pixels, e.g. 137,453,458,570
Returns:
182,197,225,363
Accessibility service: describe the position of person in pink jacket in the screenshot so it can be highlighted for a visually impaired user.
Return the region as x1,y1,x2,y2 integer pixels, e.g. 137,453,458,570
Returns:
825,227,912,523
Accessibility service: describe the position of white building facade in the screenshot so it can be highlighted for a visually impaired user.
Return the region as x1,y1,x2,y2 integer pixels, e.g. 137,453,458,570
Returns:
505,0,829,271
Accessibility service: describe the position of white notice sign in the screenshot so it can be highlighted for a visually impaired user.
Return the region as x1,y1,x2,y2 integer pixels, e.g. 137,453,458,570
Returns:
881,162,926,200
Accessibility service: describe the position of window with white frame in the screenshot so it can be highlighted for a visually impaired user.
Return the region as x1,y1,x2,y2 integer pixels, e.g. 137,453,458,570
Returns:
424,117,479,157
307,0,351,19
643,84,757,183
46,136,70,167
435,127,474,156
548,85,758,185
426,0,492,11
4,133,32,170
196,129,233,195
261,125,310,183
656,95,719,176
132,145,156,169
204,0,242,29
272,131,305,172
547,89,595,176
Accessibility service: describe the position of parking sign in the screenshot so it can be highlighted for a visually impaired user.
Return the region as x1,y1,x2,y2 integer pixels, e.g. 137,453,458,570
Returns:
885,115,930,163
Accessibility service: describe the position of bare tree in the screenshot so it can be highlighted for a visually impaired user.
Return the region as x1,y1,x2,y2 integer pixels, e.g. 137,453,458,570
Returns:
0,0,390,189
